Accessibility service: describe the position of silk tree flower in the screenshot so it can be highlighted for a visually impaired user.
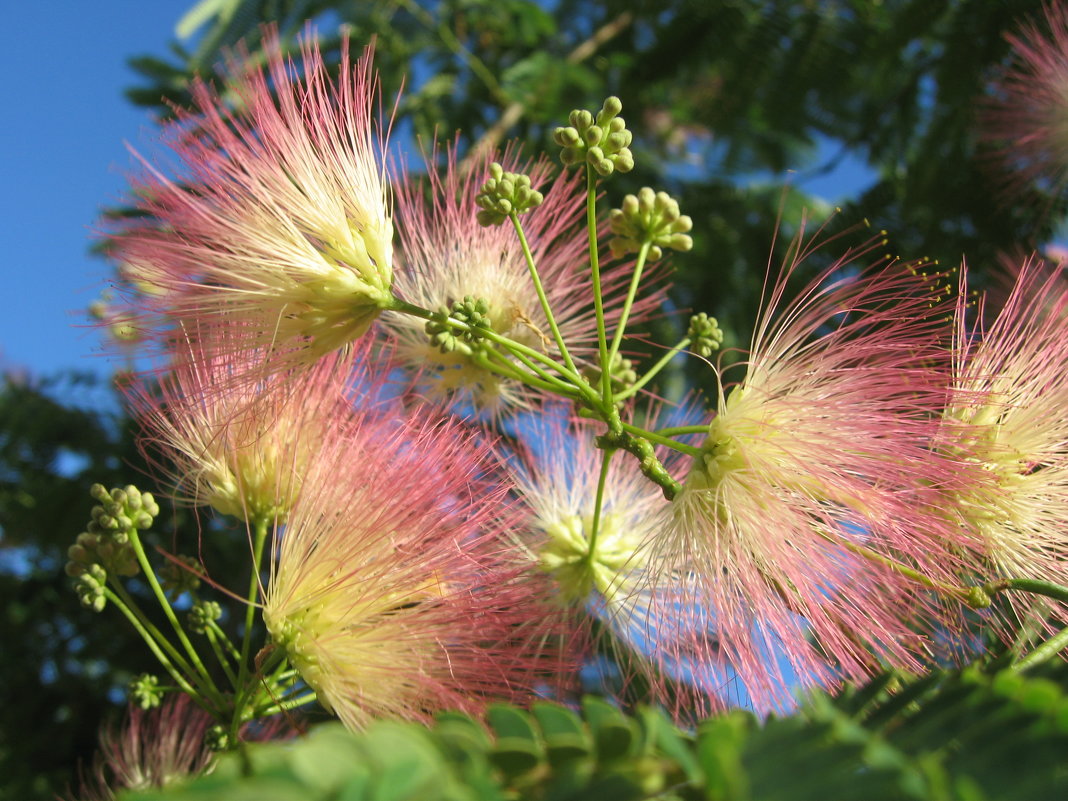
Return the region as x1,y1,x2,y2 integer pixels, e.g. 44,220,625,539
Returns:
509,404,741,718
263,400,558,731
384,147,667,415
941,259,1068,621
981,0,1068,208
125,326,362,523
652,226,974,712
107,30,394,367
66,694,214,801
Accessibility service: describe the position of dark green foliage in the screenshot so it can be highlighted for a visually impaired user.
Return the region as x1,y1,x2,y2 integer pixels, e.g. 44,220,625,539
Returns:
120,662,1068,800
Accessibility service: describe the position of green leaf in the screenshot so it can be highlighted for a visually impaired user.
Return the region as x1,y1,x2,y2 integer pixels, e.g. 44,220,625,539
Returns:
581,696,636,762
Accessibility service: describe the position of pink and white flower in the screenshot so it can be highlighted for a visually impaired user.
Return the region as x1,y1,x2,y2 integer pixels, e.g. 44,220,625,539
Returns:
108,30,394,367
654,223,973,711
262,398,560,730
942,257,1068,625
981,0,1068,208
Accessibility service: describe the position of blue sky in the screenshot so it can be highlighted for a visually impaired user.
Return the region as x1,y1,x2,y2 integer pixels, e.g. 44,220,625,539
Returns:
0,1,194,379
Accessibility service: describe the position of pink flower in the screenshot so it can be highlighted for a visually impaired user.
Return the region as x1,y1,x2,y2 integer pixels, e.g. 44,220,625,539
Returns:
510,405,733,718
653,223,972,712
942,258,1068,623
67,695,214,801
384,146,667,415
981,1,1068,208
125,326,359,523
262,398,559,730
107,29,394,367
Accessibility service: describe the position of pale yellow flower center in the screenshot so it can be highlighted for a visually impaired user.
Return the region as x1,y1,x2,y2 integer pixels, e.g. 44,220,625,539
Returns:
539,512,644,604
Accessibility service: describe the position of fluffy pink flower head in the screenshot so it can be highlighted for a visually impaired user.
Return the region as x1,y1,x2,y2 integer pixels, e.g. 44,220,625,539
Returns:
511,405,735,717
262,401,558,731
68,694,214,801
982,1,1068,207
655,222,973,711
108,29,394,367
385,146,666,415
125,326,358,523
942,258,1068,615
514,408,672,609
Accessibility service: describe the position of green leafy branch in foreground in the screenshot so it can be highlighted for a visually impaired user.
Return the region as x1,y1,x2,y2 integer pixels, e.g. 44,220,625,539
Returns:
122,659,1068,801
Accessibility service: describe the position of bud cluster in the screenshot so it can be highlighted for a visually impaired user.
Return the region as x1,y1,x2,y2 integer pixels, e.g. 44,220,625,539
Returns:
130,673,163,710
160,555,202,602
66,484,159,590
583,352,638,398
475,163,544,226
608,188,693,261
687,313,724,357
425,296,494,356
73,563,109,613
553,96,634,176
188,600,223,634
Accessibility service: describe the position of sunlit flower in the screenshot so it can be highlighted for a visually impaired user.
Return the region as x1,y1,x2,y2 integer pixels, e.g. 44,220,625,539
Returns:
509,405,737,718
942,258,1068,619
263,401,557,730
108,30,394,366
125,327,358,523
981,0,1068,208
653,224,973,712
384,146,666,415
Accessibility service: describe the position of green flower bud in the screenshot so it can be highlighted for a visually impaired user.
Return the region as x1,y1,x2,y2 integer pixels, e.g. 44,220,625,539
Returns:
687,313,724,357
205,725,233,752
188,600,222,634
474,163,544,226
73,564,108,612
129,673,163,710
425,296,494,355
608,187,693,260
554,96,635,175
160,555,202,602
583,352,639,401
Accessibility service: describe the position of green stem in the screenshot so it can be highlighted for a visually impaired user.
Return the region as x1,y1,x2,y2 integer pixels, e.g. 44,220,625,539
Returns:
127,529,219,695
387,297,587,386
620,422,703,457
510,212,579,377
254,691,318,717
585,449,615,560
206,627,241,689
615,337,691,402
209,618,244,662
653,424,711,437
606,241,651,370
595,427,681,500
102,586,200,699
236,519,270,687
813,529,975,604
476,342,581,398
991,578,1068,605
109,575,196,679
1013,625,1068,673
584,168,612,407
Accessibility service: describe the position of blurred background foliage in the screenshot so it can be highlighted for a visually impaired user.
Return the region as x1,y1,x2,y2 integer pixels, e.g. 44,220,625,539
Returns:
3,0,1064,797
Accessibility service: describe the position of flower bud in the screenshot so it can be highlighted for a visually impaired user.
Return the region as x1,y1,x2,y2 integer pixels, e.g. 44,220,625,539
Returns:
556,97,634,175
